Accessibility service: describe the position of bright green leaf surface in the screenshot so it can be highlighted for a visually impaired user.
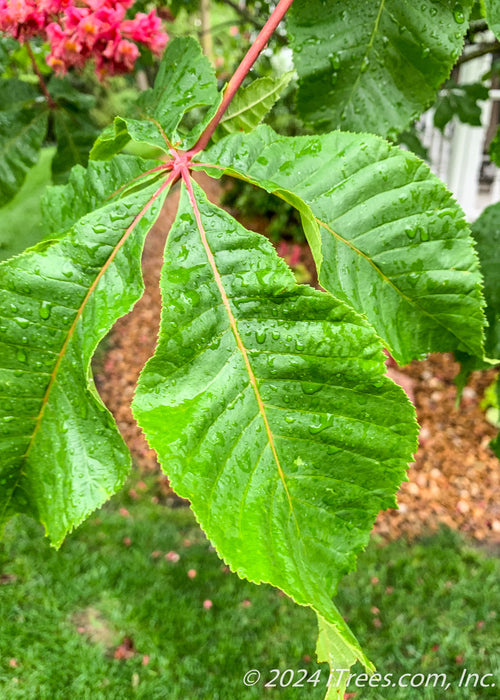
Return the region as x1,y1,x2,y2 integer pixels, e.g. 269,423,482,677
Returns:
0,109,48,207
201,126,485,365
288,0,473,136
213,73,292,142
132,181,417,675
0,159,169,545
138,36,219,147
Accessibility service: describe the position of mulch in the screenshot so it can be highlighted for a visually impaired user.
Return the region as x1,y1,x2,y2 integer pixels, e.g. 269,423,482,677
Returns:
94,177,500,544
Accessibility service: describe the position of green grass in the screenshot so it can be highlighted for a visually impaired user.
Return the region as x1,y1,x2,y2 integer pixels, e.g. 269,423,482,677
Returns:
0,147,54,262
0,482,499,699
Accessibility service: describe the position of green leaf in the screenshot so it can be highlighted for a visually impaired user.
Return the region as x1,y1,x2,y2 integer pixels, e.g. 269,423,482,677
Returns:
288,0,473,136
51,109,100,184
47,76,97,112
484,0,500,40
0,158,170,545
489,124,500,167
0,78,39,111
41,154,158,235
0,147,53,263
200,126,485,365
90,117,169,161
132,179,417,678
0,108,48,207
138,36,219,147
470,201,500,360
433,82,489,132
213,73,293,143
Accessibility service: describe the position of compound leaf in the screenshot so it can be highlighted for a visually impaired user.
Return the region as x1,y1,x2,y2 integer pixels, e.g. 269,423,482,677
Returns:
0,158,170,545
132,180,417,684
201,126,485,365
288,0,473,136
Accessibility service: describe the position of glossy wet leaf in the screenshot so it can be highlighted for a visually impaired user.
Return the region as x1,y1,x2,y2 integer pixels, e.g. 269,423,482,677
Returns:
138,36,219,148
0,159,170,545
0,108,48,206
201,126,485,365
132,180,417,679
213,73,292,142
288,0,473,136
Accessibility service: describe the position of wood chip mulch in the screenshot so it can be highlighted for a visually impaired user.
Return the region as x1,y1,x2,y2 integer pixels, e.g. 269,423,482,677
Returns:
94,179,500,544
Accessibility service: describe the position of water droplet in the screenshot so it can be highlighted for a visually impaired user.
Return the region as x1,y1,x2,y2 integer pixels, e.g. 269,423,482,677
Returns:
284,414,295,424
256,156,268,166
62,264,74,278
271,331,280,340
3,416,14,423
429,6,438,16
360,56,370,73
39,301,52,320
421,47,430,58
13,317,30,329
16,349,27,363
329,53,341,70
405,228,417,240
453,3,465,23
420,229,430,242
301,382,322,395
308,414,333,435
255,330,266,344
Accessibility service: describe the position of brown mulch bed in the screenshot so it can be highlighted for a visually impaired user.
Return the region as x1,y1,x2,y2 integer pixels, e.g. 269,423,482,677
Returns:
94,178,500,544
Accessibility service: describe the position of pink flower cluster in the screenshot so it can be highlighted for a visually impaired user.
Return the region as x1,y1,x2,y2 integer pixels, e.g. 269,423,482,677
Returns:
0,0,168,77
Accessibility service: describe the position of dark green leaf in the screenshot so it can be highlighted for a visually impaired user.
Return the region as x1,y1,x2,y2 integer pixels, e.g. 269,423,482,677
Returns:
470,201,500,360
0,78,40,111
0,109,48,206
132,179,417,685
201,126,485,364
0,158,170,545
433,82,489,132
47,77,97,111
51,109,100,184
288,0,473,136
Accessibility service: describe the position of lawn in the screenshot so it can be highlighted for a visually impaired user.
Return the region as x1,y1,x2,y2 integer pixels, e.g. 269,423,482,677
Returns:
0,479,499,699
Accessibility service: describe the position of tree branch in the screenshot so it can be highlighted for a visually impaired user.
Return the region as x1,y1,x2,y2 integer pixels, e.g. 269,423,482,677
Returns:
188,0,295,155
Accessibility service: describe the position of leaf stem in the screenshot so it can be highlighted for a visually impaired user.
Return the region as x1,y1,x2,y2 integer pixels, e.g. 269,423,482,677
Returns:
26,42,57,110
187,0,295,156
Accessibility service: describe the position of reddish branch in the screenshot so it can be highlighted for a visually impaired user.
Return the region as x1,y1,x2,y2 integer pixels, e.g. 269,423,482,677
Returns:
188,0,295,156
26,42,57,110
